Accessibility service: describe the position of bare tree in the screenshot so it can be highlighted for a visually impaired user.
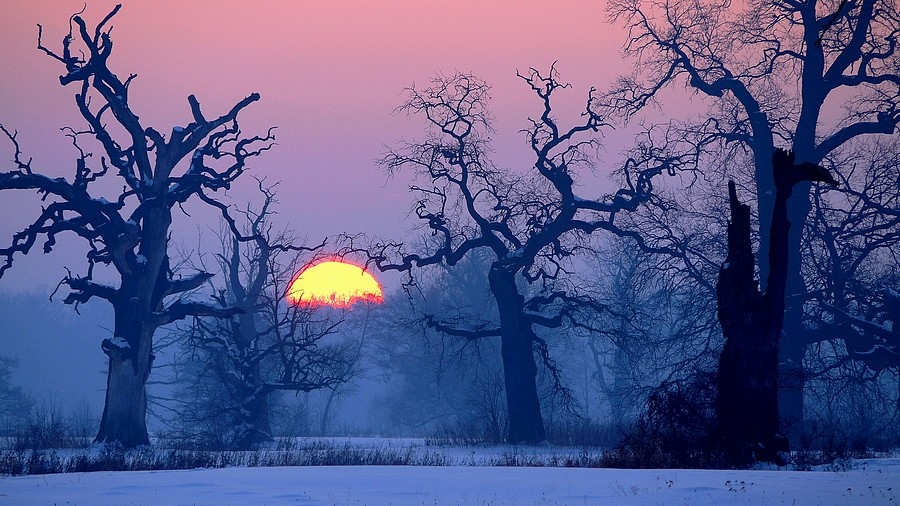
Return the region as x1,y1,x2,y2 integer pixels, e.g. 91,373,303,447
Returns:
370,249,509,442
608,0,900,433
0,356,32,433
798,137,900,444
803,139,900,375
0,6,273,446
369,68,679,443
173,185,357,449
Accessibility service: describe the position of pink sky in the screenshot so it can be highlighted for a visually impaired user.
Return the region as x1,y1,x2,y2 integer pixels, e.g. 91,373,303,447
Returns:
0,1,628,290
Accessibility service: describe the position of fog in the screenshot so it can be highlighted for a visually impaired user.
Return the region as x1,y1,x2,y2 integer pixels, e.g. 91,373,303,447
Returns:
0,290,109,417
0,0,897,472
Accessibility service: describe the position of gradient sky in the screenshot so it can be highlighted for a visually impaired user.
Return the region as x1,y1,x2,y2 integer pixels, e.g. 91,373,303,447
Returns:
0,1,878,432
0,1,627,291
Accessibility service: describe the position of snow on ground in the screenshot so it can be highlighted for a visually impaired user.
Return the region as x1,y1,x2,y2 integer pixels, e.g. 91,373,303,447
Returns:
2,458,898,506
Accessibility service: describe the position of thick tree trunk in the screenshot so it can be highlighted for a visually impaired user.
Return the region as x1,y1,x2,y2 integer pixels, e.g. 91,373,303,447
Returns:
233,309,273,449
96,352,150,446
756,148,811,441
489,266,546,444
716,181,781,465
96,207,172,447
778,182,813,440
95,312,153,447
232,393,273,450
717,150,834,465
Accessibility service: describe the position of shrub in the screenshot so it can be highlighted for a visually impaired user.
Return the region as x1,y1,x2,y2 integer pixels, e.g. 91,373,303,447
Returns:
602,373,724,468
13,397,86,451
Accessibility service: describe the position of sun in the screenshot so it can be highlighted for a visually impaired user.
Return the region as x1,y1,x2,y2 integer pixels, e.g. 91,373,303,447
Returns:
287,260,384,308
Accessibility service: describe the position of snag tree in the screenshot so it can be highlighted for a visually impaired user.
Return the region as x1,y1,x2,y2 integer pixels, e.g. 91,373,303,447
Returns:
609,0,900,432
717,149,836,464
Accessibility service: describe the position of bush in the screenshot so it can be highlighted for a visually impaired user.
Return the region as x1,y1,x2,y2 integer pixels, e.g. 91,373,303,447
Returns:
13,397,87,451
602,373,724,468
545,419,622,448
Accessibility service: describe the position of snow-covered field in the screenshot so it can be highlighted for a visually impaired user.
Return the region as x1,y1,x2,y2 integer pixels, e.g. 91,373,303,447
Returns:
2,457,898,505
2,461,898,505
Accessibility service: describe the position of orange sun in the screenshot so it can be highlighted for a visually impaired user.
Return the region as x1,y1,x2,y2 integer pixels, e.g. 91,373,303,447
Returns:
287,260,384,308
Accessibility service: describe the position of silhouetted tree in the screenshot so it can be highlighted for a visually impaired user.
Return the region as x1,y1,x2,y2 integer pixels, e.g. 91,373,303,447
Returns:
371,249,509,442
0,356,32,432
717,149,836,464
370,68,679,443
804,139,900,374
799,138,900,445
0,6,272,446
583,235,721,430
173,184,357,449
608,0,900,434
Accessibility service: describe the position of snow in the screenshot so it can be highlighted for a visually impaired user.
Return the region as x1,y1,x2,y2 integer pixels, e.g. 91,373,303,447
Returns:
105,336,131,351
2,458,898,505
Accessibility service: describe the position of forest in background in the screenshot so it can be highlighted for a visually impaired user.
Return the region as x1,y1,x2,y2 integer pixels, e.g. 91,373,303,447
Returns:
0,0,897,471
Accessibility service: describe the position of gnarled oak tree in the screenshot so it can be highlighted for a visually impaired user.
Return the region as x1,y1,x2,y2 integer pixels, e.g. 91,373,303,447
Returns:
0,6,272,446
370,69,680,443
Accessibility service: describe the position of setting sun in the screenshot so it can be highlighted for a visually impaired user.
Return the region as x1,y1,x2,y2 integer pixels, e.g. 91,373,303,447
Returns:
287,260,384,308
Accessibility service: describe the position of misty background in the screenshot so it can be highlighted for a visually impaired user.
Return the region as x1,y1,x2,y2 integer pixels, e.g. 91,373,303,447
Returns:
0,0,896,464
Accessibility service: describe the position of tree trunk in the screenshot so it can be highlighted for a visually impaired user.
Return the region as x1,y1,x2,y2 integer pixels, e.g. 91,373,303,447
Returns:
233,309,273,449
320,387,338,436
778,182,813,440
95,304,154,446
95,354,150,446
233,393,273,450
716,181,781,465
755,146,809,440
717,150,834,465
489,265,546,444
95,207,172,447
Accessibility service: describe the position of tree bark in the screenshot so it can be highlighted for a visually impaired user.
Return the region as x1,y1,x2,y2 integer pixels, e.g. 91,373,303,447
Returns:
233,393,272,450
95,299,155,446
716,149,835,465
716,181,781,465
489,265,546,444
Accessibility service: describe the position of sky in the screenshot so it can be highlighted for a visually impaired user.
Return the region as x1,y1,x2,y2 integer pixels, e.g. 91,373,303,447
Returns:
0,1,630,416
0,0,628,292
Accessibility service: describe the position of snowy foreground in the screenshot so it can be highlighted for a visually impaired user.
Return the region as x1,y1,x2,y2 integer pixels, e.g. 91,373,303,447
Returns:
2,458,899,505
1,441,898,505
